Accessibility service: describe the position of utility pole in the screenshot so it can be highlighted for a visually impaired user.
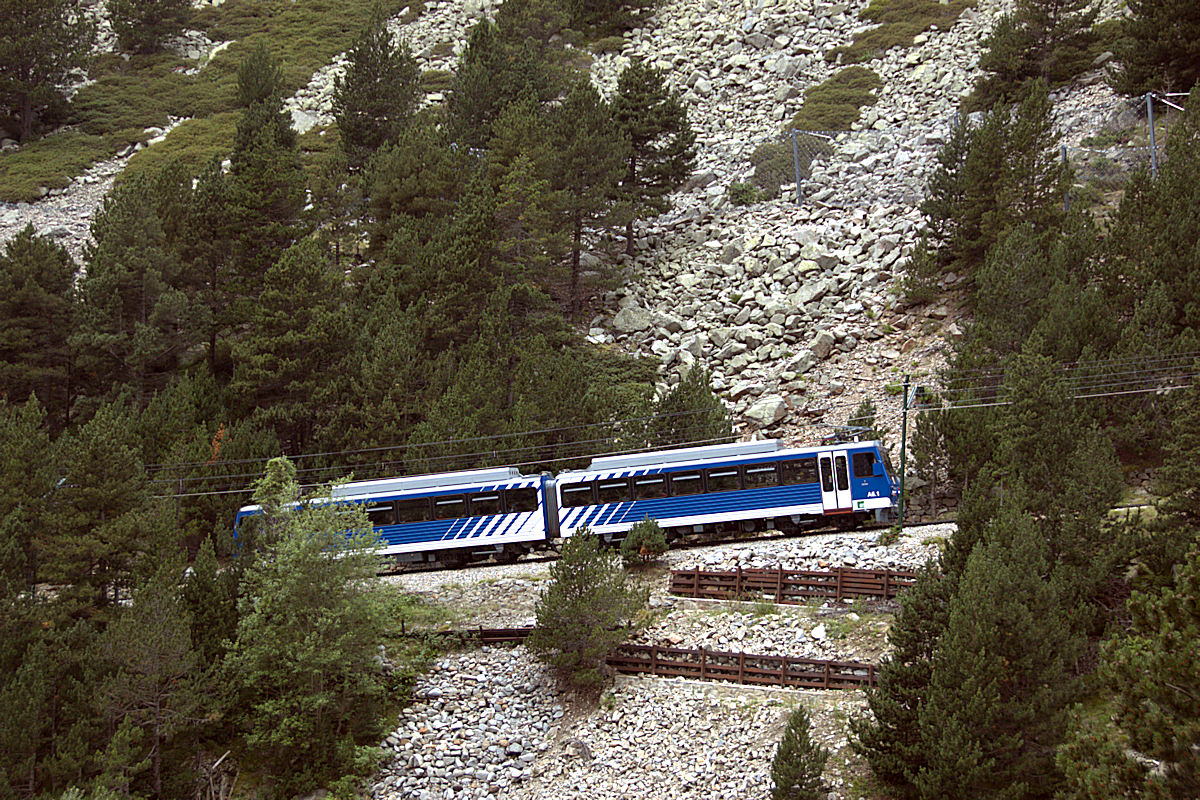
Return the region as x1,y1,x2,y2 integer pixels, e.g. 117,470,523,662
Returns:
899,374,909,527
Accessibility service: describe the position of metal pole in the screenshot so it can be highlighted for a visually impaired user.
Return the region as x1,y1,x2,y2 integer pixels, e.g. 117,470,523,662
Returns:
1061,144,1070,211
899,374,909,527
1148,93,1158,178
790,129,803,204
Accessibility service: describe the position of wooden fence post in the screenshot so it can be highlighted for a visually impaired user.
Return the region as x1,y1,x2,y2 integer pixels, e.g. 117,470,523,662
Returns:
693,565,701,596
780,656,787,688
651,645,659,676
823,662,831,689
700,647,707,680
735,564,742,598
738,651,745,682
835,568,843,603
776,567,784,602
883,569,890,599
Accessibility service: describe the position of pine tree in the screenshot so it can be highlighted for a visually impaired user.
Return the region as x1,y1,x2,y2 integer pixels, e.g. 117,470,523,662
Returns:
0,397,56,595
179,157,237,377
0,0,94,141
41,400,151,616
771,704,830,800
548,79,627,310
1112,0,1200,95
95,558,203,799
1059,544,1200,798
108,0,191,55
910,392,948,519
0,226,75,428
528,532,645,687
333,6,420,170
73,173,200,405
223,457,392,790
640,367,731,450
229,239,350,452
850,562,953,795
612,58,696,254
971,0,1098,108
915,506,1082,799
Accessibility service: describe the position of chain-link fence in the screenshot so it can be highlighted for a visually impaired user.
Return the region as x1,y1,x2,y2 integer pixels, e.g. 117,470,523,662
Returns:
737,91,1190,212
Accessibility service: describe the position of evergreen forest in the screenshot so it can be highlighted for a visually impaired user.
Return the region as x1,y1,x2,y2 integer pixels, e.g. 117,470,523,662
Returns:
1,0,1199,797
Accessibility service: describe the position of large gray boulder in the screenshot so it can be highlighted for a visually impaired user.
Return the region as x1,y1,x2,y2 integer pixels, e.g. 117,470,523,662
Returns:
744,395,788,427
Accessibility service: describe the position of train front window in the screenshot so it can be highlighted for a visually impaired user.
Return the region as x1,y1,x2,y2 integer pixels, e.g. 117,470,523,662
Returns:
562,483,594,508
852,452,876,478
396,498,431,523
706,469,740,493
670,472,702,495
598,480,630,504
634,476,668,500
781,458,818,485
744,464,778,488
433,495,466,520
505,488,538,513
470,493,500,517
364,502,394,527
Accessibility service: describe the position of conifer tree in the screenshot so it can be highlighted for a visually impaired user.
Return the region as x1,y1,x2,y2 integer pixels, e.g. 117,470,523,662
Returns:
612,58,696,254
529,531,645,687
0,397,56,594
229,239,350,451
548,79,627,310
0,226,75,428
971,0,1098,107
771,704,829,800
640,367,731,450
333,6,420,170
915,506,1082,799
0,0,94,140
179,157,237,377
95,558,203,799
108,0,191,55
73,172,199,406
1059,544,1200,798
41,400,152,616
910,392,948,519
1112,0,1200,95
223,457,392,790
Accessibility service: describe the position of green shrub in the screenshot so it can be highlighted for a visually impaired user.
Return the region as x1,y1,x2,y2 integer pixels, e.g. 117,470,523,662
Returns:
727,181,764,206
590,35,626,55
529,532,646,687
826,0,977,64
619,517,668,565
789,66,882,131
420,69,455,93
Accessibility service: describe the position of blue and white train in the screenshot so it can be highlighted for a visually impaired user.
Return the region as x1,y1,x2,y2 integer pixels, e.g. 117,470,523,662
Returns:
234,439,898,564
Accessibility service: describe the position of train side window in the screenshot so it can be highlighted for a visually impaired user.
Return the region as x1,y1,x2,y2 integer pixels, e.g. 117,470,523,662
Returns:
470,493,501,517
744,463,779,489
706,468,741,493
781,457,818,485
505,488,538,513
819,458,834,492
396,498,432,523
852,452,876,478
364,501,394,527
633,475,668,500
597,479,631,504
562,482,594,508
433,495,466,520
834,456,849,491
670,472,703,495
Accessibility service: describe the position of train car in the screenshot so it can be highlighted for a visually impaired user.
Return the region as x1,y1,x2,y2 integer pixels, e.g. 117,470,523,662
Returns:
552,439,897,541
234,466,554,564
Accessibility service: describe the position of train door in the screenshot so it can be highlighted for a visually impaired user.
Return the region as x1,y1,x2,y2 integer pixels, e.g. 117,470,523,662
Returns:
819,450,852,512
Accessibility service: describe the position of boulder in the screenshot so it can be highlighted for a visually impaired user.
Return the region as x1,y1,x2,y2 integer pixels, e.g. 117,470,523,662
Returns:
612,306,652,333
744,395,788,427
808,330,835,360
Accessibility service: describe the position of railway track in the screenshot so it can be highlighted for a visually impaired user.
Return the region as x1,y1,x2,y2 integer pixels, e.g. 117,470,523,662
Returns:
377,519,950,576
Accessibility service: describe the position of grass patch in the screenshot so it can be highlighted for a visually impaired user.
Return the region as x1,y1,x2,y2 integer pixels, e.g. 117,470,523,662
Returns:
788,66,883,132
0,0,408,201
826,0,976,65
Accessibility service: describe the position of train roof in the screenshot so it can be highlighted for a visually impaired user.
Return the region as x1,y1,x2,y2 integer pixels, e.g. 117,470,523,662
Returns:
586,440,779,471
328,466,526,498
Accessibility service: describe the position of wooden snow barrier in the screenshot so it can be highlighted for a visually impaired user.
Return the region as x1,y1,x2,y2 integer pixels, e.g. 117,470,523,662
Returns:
669,565,916,604
606,644,877,690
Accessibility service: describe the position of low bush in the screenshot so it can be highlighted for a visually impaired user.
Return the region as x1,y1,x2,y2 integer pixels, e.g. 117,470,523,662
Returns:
789,66,882,132
420,69,455,93
826,0,976,64
590,35,626,55
727,181,764,206
619,517,668,565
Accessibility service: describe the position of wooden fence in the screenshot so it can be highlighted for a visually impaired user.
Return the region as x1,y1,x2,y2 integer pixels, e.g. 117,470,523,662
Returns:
606,644,877,690
669,565,915,604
